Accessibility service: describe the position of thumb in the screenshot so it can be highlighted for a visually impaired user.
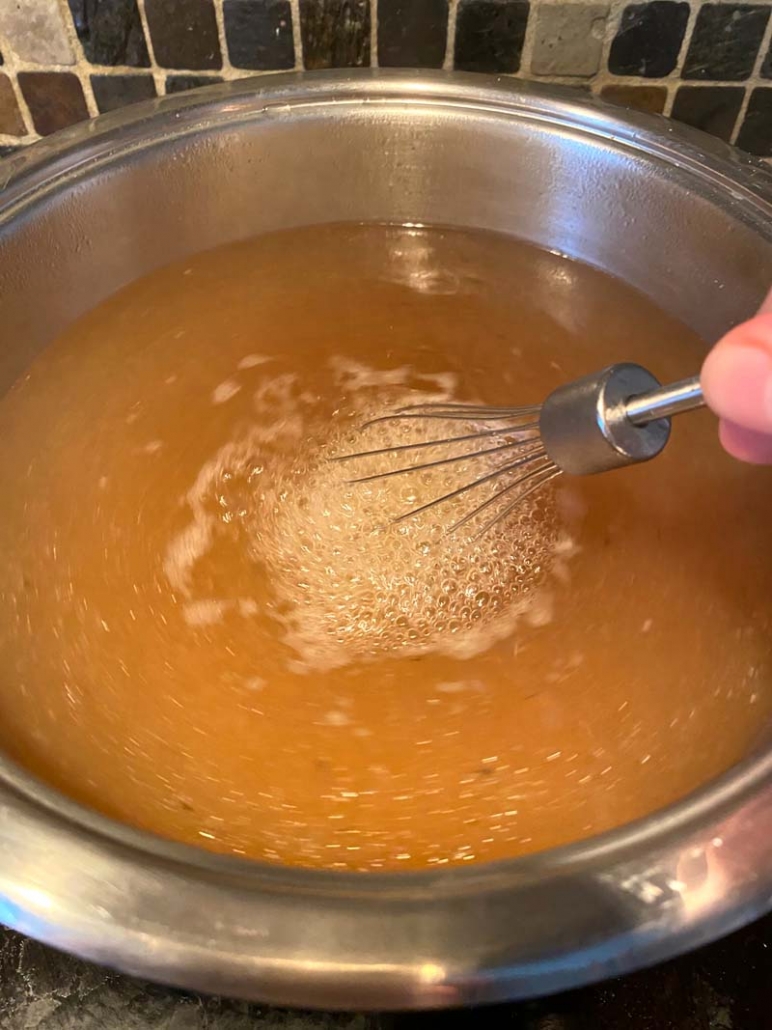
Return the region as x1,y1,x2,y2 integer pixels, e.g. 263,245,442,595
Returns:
701,301,772,464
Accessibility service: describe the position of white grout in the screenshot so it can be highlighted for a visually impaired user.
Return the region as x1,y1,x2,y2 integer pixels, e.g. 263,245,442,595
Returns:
443,0,458,71
731,6,772,145
370,0,379,68
289,0,304,71
517,0,541,78
581,0,676,107
135,0,168,96
587,0,626,95
0,0,770,157
0,30,36,143
53,0,98,117
661,0,699,117
211,0,235,77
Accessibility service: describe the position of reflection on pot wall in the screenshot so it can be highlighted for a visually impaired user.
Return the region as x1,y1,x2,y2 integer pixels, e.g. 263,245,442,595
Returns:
1,0,772,159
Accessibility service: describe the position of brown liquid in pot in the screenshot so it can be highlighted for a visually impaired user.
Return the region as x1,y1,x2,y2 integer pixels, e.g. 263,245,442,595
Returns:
0,224,770,871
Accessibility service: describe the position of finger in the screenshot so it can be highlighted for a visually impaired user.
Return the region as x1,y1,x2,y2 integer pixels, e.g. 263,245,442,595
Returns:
718,419,772,464
701,313,772,435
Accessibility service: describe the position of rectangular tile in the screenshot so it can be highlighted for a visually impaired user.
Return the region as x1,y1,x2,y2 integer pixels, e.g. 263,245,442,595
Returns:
608,2,690,78
224,0,295,70
2,0,771,158
455,0,529,74
18,72,89,136
144,0,222,69
0,74,26,136
165,74,224,93
300,0,370,69
736,86,772,154
91,73,156,113
682,5,770,82
378,0,448,68
67,0,149,67
671,85,744,141
600,83,668,113
531,3,607,77
1,0,74,65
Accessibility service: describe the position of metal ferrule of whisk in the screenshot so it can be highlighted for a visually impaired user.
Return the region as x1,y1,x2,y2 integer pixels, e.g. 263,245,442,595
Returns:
539,363,704,477
335,362,705,535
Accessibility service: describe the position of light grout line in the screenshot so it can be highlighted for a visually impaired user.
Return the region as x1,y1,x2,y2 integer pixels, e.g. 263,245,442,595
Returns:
134,0,167,96
0,33,36,143
660,0,699,117
3,0,772,155
211,0,235,76
516,0,541,79
370,0,379,68
8,58,772,150
731,7,772,145
53,0,99,117
590,0,626,95
289,0,304,70
585,0,674,109
443,0,459,71
2,64,220,77
597,0,629,87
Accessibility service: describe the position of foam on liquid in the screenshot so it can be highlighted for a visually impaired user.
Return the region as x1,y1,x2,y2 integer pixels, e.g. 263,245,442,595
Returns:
163,358,564,674
0,224,770,870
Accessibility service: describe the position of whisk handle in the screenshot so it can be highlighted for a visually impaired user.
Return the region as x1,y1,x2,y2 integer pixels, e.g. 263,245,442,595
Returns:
624,375,705,426
539,364,705,477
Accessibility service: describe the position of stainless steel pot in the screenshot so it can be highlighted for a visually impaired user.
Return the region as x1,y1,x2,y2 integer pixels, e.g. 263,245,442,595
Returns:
1,69,772,1011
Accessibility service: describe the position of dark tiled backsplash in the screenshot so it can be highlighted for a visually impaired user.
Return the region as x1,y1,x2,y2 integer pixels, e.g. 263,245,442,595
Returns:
1,0,772,157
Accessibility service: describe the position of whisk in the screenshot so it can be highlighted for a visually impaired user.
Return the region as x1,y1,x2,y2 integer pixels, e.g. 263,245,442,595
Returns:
334,364,706,534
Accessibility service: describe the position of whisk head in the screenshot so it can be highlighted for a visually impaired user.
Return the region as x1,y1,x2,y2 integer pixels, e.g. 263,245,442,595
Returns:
332,400,562,536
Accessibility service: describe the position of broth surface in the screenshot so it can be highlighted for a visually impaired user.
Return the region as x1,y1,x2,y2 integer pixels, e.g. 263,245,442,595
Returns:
0,224,770,870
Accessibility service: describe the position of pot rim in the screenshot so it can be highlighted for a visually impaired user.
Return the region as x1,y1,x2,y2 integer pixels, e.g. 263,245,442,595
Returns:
3,68,772,227
2,69,772,1009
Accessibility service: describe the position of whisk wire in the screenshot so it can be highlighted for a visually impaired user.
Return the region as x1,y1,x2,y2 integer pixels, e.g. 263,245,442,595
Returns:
335,365,706,535
363,403,540,426
392,447,549,524
447,456,556,534
345,435,544,485
471,466,562,540
331,422,540,464
335,397,567,534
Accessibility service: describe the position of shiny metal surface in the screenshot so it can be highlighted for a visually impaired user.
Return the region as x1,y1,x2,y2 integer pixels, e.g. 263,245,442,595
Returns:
2,69,772,1010
626,375,705,424
540,363,670,475
340,370,705,508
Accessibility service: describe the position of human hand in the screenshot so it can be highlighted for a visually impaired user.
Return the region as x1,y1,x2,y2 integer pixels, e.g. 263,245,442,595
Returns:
701,288,772,464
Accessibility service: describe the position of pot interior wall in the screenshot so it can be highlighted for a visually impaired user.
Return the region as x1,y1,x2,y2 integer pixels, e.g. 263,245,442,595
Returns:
2,100,772,395
3,84,772,1008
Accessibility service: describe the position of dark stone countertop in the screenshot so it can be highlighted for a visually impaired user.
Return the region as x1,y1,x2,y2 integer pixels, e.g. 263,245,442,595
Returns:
2,916,772,1030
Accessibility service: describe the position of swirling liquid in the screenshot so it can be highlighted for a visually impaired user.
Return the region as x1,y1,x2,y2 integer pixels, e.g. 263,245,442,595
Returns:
0,224,770,870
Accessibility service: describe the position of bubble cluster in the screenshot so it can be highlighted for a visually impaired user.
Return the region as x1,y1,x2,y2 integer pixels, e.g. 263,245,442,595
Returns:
253,380,562,671
163,359,566,672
